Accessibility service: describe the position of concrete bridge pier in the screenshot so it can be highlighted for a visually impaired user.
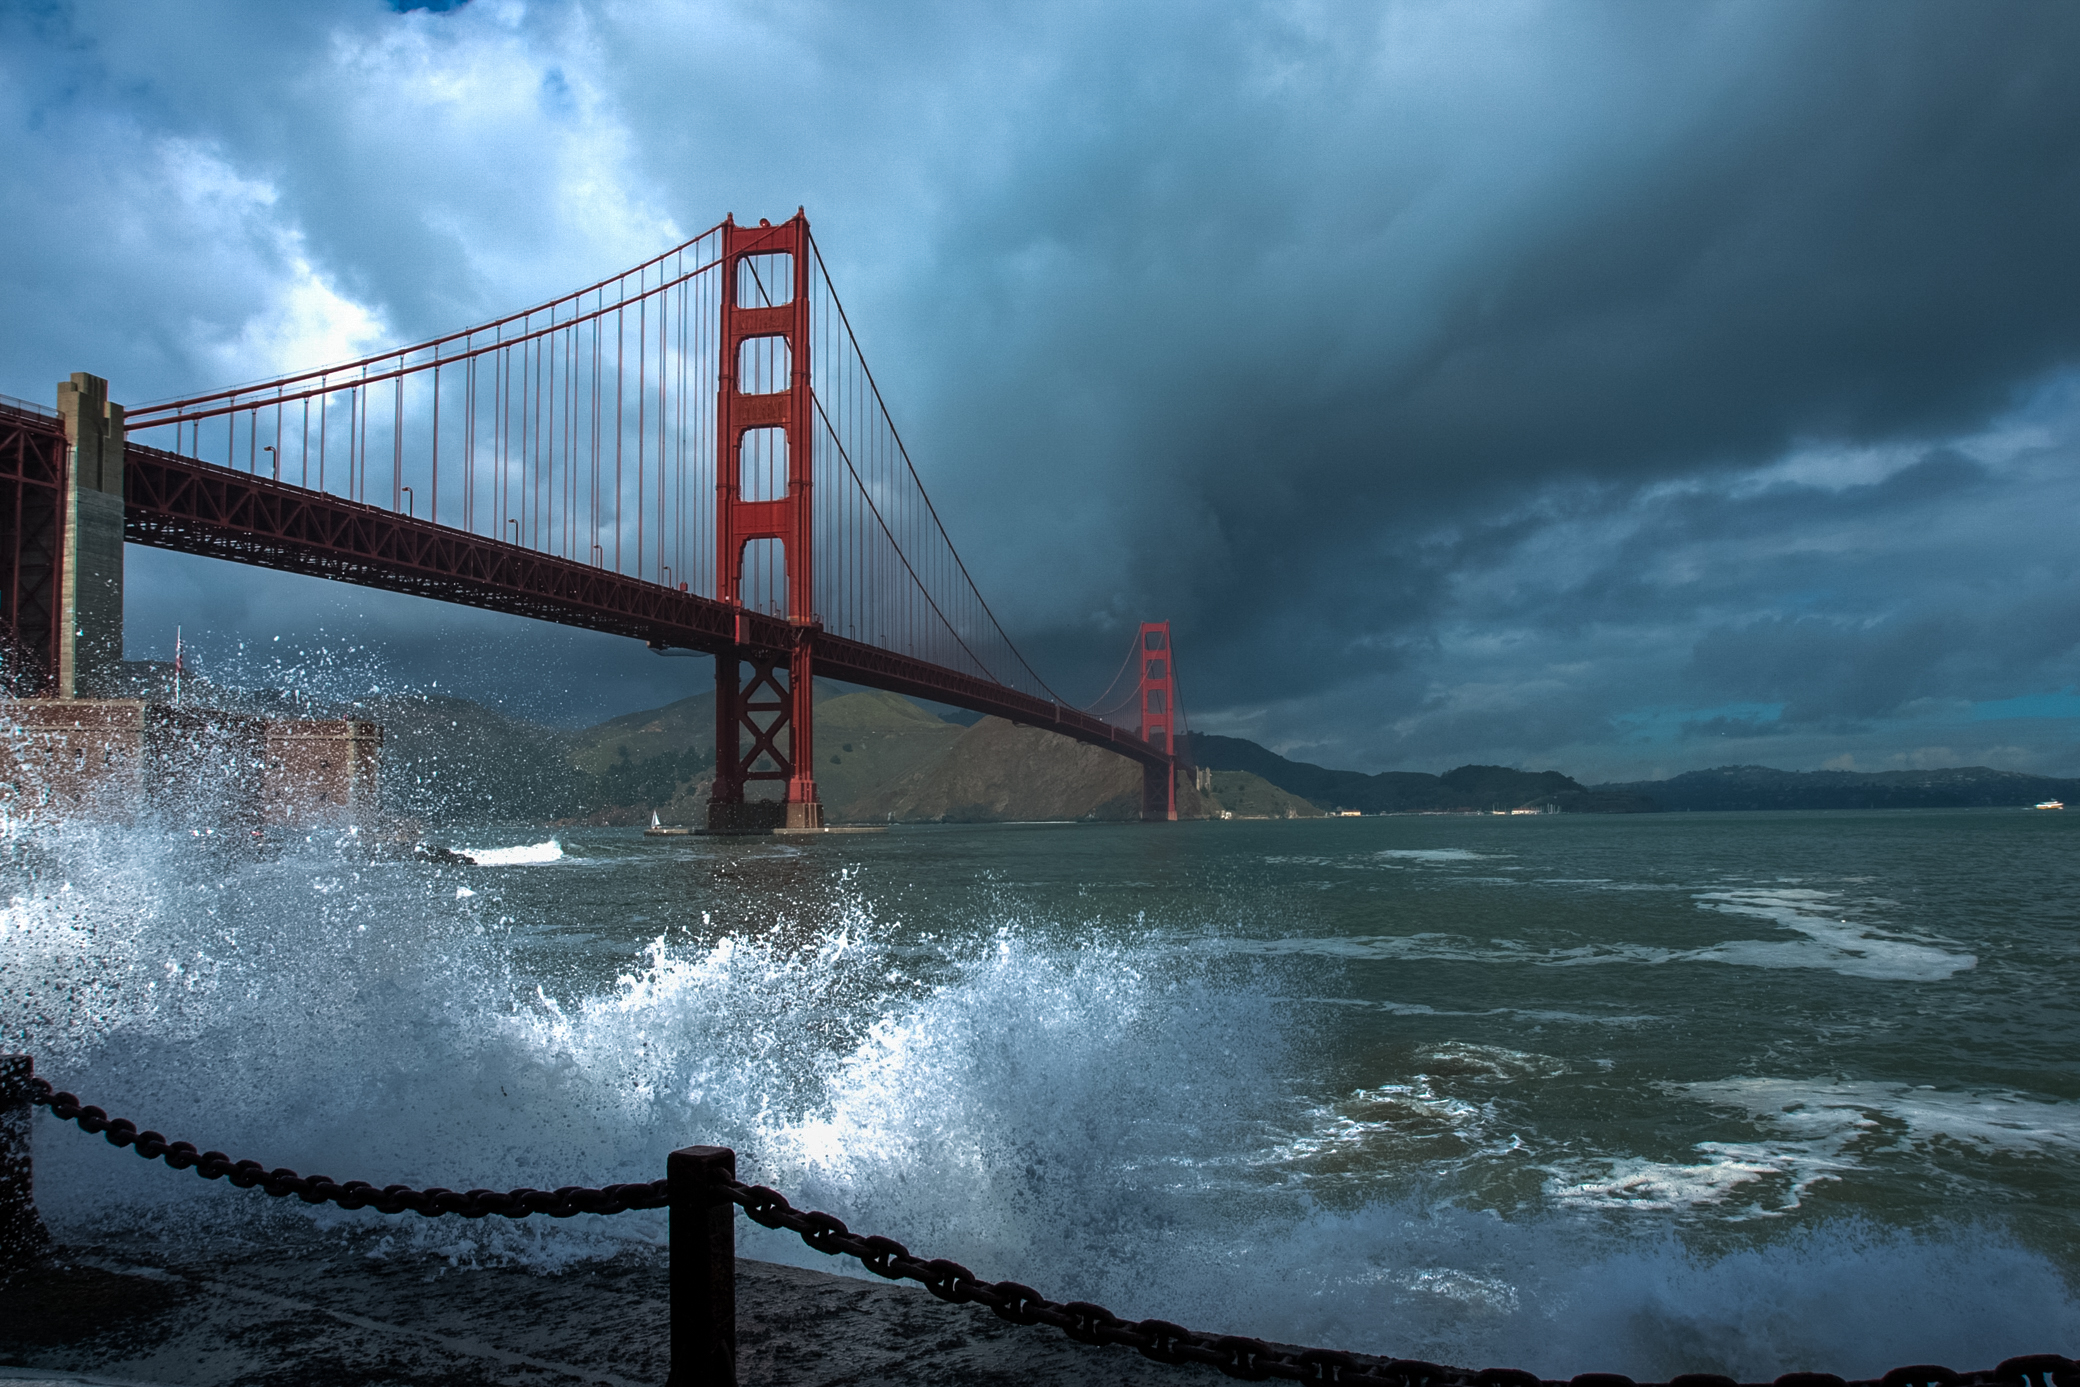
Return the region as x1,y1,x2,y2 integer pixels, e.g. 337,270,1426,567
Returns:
56,372,124,698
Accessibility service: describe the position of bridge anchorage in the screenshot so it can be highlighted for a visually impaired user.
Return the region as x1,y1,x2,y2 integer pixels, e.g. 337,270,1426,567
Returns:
0,210,1191,825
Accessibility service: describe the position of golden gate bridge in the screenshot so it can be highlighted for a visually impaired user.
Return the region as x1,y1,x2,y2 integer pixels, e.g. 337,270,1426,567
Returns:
0,211,1188,825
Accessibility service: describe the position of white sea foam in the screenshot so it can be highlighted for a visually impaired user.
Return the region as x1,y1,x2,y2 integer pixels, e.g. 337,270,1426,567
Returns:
1274,1043,1568,1179
457,839,565,866
1683,889,1976,981
1545,1143,1856,1217
1280,1078,1495,1165
1197,886,1974,983
1545,1078,2080,1224
1682,1077,2080,1155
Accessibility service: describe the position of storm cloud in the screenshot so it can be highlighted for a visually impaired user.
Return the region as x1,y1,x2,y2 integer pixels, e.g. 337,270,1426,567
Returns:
3,0,2077,775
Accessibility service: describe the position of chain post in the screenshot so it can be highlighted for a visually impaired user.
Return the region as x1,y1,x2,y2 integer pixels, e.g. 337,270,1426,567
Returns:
0,1055,51,1272
668,1145,738,1387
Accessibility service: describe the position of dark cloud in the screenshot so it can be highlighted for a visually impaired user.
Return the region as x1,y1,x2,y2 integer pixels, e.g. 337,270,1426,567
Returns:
918,3,2080,684
3,1,2078,767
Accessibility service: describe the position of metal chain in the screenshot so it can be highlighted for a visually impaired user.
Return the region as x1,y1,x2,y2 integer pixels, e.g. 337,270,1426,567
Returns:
715,1176,2078,1387
28,1078,667,1218
26,1080,2078,1387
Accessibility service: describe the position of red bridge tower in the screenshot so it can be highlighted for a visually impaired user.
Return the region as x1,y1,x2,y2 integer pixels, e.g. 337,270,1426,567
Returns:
1137,621,1178,821
711,214,821,833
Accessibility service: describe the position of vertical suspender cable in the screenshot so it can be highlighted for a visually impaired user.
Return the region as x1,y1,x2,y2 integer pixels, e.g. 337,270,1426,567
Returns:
392,366,403,511
657,270,667,584
518,328,529,543
636,289,647,579
611,303,619,569
465,354,476,533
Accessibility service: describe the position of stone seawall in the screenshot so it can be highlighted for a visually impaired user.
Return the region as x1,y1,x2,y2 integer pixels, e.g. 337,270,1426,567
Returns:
2,1236,1188,1386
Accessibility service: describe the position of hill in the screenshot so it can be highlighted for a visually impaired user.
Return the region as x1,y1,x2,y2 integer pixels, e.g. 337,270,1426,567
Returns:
573,695,1241,825
1186,734,1656,813
568,691,717,773
562,683,971,825
362,693,578,824
813,690,969,812
844,716,1157,823
1201,770,1325,818
1594,764,2080,812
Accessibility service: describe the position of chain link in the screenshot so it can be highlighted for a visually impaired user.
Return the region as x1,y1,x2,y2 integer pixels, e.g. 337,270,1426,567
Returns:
26,1079,2079,1387
28,1078,667,1218
713,1176,2080,1387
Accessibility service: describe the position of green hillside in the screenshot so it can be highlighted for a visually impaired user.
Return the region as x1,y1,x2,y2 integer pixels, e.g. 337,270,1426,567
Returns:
363,693,576,825
560,682,969,824
1200,770,1326,818
844,716,1148,822
1594,764,2080,811
812,690,966,812
1187,733,1655,813
569,691,716,774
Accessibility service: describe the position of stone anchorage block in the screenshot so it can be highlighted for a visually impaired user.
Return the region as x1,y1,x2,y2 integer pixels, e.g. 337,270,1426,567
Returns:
0,699,265,825
261,719,382,827
0,701,383,829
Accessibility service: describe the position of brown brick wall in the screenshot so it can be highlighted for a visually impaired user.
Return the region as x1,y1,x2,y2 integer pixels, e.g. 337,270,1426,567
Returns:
261,720,382,826
0,701,382,827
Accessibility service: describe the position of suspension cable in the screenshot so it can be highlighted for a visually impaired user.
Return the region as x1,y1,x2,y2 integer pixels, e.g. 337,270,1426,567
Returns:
806,231,1070,705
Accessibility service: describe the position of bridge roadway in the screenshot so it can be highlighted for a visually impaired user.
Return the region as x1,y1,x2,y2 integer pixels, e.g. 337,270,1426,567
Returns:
0,402,1168,771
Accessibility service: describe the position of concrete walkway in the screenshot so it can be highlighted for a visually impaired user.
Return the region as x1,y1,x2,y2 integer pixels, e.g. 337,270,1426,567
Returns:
0,1238,1200,1386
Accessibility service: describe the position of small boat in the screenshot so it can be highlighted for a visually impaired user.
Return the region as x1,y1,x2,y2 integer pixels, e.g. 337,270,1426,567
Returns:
644,809,694,837
2035,800,2065,810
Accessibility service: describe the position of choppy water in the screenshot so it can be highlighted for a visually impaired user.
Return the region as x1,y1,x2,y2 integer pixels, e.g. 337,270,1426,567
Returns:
5,807,2079,1376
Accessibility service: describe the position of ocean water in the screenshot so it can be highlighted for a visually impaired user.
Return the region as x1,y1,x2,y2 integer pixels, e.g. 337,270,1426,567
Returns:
5,806,2079,1377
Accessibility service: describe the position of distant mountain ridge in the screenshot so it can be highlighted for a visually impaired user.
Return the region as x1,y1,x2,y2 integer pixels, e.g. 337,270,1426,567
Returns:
1185,733,1655,813
1592,764,2080,812
1185,735,2077,814
127,660,2076,821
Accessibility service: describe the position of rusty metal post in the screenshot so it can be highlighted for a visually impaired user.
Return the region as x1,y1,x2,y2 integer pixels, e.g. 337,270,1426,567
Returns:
668,1145,737,1387
0,1055,50,1271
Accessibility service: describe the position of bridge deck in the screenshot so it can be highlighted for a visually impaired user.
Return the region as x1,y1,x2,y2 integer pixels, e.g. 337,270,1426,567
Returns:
115,436,1168,768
